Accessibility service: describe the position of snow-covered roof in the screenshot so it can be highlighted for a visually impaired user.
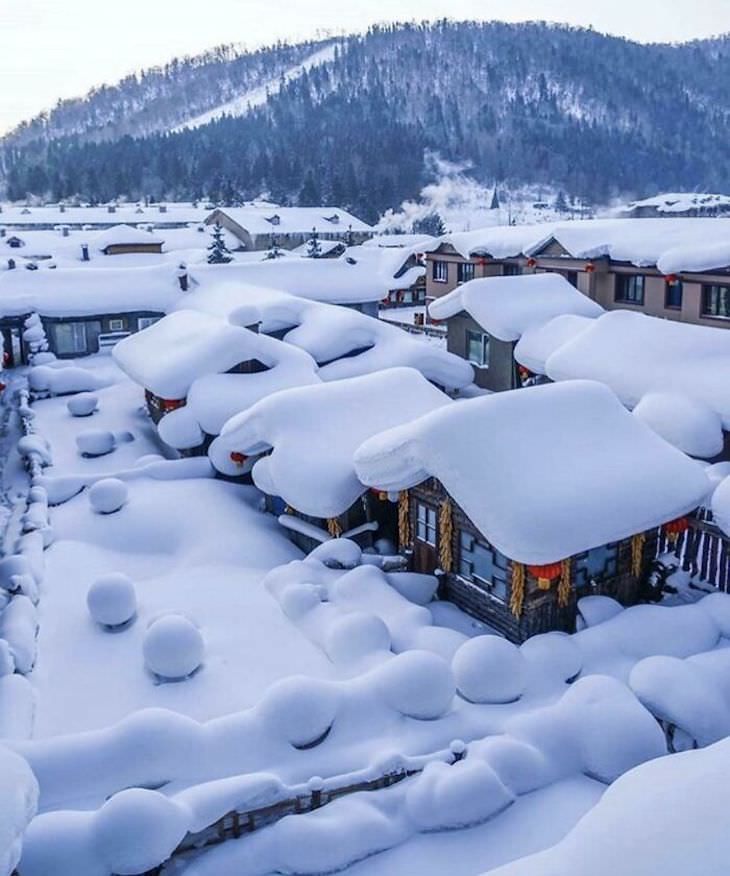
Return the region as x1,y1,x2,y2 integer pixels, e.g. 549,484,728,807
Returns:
0,263,181,318
208,206,373,236
621,191,730,214
712,477,730,538
514,314,596,375
354,380,710,565
112,310,261,399
363,233,436,250
95,224,164,250
546,310,730,428
209,368,451,518
0,202,209,228
423,224,550,260
428,273,603,342
632,392,725,460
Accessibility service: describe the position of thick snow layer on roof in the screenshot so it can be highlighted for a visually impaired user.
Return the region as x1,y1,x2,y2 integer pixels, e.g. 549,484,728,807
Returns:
514,314,595,375
485,738,730,876
208,206,372,235
622,191,730,214
0,202,210,228
546,310,730,428
711,476,730,538
632,392,725,459
423,224,551,260
112,311,261,399
0,263,180,317
657,240,730,275
429,273,603,342
364,233,436,250
338,244,425,290
209,368,451,517
354,380,710,564
94,224,164,250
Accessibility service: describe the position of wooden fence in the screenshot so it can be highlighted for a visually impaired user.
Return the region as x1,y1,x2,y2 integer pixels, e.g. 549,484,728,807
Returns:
661,511,730,592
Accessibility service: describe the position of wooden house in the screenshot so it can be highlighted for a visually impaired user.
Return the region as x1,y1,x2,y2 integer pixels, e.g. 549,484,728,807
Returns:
95,224,164,256
354,381,710,642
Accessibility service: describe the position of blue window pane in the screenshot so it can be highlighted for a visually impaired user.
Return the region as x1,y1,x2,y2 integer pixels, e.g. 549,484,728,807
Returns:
458,530,508,600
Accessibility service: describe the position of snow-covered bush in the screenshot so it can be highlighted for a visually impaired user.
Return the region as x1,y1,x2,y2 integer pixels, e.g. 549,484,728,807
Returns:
279,583,321,620
325,611,391,664
521,631,583,684
67,393,98,417
0,595,38,674
143,615,204,681
307,538,362,569
29,365,108,396
374,650,455,720
452,636,527,704
405,758,513,830
89,478,128,514
17,435,52,467
0,744,39,876
258,676,339,748
87,574,137,628
92,789,188,875
76,429,116,458
0,555,32,592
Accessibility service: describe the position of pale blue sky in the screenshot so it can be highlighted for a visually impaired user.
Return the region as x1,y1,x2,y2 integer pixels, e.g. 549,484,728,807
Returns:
2,0,729,134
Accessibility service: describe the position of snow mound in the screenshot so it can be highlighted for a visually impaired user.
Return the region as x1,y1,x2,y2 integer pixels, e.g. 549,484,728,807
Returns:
711,476,730,538
633,392,724,458
325,612,391,664
87,574,137,628
67,393,98,417
0,745,38,876
143,615,204,681
279,583,321,620
373,650,455,720
307,538,362,569
521,633,583,684
453,636,527,703
88,478,128,514
515,314,598,375
406,759,513,830
76,429,116,457
29,365,109,396
257,676,339,748
93,789,188,875
576,596,624,630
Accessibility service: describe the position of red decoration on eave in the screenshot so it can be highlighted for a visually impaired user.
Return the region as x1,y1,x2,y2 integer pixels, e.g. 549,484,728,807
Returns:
526,258,537,268
664,517,689,536
162,398,185,412
477,257,489,267
527,562,563,581
665,274,679,284
370,487,388,501
585,262,596,273
230,451,247,466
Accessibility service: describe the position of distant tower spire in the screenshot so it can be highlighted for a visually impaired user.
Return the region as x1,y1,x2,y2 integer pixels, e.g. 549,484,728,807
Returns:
490,184,501,211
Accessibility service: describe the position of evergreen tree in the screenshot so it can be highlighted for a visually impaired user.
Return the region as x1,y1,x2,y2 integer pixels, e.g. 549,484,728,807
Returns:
412,212,446,236
490,185,501,210
299,170,320,206
207,222,233,264
264,233,283,259
554,190,569,212
306,227,322,258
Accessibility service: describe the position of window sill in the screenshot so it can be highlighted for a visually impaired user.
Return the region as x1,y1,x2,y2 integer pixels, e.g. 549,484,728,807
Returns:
432,278,449,284
701,312,730,321
614,299,644,306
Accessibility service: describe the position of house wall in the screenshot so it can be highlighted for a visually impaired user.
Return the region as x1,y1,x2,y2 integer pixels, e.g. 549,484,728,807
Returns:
445,313,515,392
42,311,163,358
425,247,502,300
102,243,163,256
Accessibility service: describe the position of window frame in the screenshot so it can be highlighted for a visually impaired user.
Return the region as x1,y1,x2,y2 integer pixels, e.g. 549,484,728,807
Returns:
432,260,449,283
416,502,437,546
664,279,683,311
466,329,490,368
457,261,476,284
615,274,645,305
701,284,730,320
458,530,509,601
108,318,126,332
137,316,160,331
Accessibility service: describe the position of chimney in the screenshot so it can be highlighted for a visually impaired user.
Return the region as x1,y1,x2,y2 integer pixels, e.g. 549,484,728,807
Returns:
107,205,116,214
59,204,65,213
61,226,69,238
177,262,189,292
0,228,5,238
8,259,15,270
81,243,90,262
159,205,168,214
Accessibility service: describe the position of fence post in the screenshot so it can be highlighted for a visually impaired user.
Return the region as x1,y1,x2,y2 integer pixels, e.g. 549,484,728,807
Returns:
308,776,324,809
450,739,467,763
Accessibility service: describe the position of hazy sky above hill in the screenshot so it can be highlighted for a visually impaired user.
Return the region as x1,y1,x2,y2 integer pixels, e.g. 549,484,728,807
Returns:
2,0,729,134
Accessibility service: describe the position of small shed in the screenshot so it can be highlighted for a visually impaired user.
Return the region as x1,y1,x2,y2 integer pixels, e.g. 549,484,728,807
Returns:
95,224,164,256
354,380,710,641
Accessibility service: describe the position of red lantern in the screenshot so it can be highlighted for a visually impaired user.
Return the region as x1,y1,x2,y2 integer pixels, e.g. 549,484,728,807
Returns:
162,398,184,412
0,382,5,393
527,562,563,590
585,262,596,273
477,257,489,267
370,487,388,501
230,451,247,467
665,273,678,284
526,258,537,269
663,517,689,544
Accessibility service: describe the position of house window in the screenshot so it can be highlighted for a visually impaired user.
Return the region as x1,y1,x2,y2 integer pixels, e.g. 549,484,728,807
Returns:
665,280,683,310
615,274,645,305
457,262,475,284
458,531,509,601
466,329,490,367
502,263,521,276
702,285,730,319
54,322,90,355
574,543,619,588
108,318,126,332
137,316,160,331
416,503,437,546
432,260,449,283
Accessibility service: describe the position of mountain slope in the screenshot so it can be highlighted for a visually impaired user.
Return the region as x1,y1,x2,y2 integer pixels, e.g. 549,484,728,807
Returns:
4,22,730,220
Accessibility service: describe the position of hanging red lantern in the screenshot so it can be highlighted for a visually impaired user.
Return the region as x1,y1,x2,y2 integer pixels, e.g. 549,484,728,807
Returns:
526,258,537,268
162,398,184,412
663,517,689,544
229,451,247,467
518,365,531,381
477,257,490,267
370,487,388,501
585,262,596,273
665,273,678,284
527,562,563,590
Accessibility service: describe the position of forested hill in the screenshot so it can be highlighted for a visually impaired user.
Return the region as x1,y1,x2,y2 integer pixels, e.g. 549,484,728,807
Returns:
3,21,730,221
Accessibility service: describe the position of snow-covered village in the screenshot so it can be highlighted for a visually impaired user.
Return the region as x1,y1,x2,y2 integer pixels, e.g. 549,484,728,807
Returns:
2,3,730,875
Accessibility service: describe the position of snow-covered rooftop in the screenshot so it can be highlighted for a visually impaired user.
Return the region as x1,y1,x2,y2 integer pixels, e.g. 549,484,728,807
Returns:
112,310,261,399
355,380,710,565
545,310,730,428
94,225,164,250
208,206,372,236
428,273,603,342
514,314,596,375
209,368,451,518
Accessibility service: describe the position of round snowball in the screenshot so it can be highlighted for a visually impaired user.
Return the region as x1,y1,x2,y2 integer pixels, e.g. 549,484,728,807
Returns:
67,393,98,417
376,650,455,720
258,676,339,748
87,574,137,627
93,789,188,874
89,478,128,514
325,612,391,663
453,636,527,704
521,632,583,683
76,429,115,457
143,615,204,680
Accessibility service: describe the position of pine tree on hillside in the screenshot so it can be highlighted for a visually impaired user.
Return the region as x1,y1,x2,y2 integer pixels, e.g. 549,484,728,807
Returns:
306,227,322,258
207,222,233,264
299,171,320,207
554,190,568,213
490,185,501,210
412,212,446,236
